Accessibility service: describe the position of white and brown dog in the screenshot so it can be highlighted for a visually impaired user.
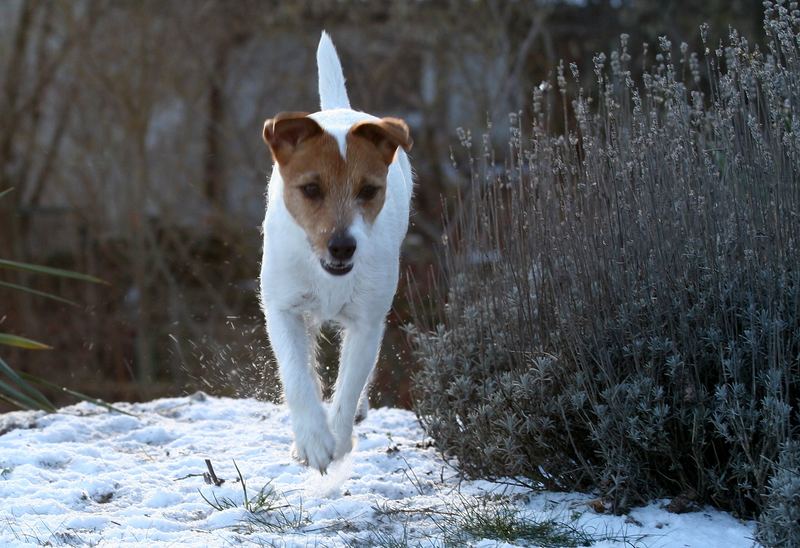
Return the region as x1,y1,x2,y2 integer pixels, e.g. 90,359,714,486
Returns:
259,32,413,473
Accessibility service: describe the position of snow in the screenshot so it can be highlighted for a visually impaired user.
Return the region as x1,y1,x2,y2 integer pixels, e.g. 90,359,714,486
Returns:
0,394,759,547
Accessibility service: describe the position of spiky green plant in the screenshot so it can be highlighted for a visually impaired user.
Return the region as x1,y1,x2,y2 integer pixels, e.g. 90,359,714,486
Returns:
0,187,121,413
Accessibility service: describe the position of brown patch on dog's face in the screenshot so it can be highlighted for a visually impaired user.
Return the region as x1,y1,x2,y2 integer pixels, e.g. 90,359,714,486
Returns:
262,112,412,261
350,117,413,165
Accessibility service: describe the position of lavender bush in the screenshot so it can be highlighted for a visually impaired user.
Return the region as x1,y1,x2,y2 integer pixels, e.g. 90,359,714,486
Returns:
410,3,799,542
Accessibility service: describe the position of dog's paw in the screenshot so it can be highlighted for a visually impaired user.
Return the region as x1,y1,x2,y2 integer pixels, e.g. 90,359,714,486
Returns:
332,432,355,460
330,412,357,460
354,398,369,424
291,420,335,474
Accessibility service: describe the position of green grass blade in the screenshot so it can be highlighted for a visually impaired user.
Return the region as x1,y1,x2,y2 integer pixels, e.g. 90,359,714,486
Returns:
0,280,78,306
18,372,134,416
0,187,13,200
0,333,52,350
0,378,52,411
0,259,107,284
0,392,35,411
198,489,224,511
233,460,249,510
0,356,57,411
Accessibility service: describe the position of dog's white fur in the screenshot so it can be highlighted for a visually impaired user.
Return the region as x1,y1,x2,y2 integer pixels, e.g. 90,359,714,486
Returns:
259,32,413,472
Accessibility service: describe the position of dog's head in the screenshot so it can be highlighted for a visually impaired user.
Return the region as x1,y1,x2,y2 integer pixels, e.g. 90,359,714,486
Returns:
263,112,412,276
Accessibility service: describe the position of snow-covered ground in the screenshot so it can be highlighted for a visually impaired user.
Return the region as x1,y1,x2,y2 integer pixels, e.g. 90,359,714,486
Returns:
0,394,758,547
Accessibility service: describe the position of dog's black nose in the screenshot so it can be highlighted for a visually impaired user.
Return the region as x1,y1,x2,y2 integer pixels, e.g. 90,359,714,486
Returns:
328,233,356,261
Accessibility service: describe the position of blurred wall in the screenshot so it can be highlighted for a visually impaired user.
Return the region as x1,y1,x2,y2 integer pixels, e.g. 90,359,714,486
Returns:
0,0,763,408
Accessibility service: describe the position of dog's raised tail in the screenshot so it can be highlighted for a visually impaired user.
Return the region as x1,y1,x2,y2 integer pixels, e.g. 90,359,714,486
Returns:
317,31,351,111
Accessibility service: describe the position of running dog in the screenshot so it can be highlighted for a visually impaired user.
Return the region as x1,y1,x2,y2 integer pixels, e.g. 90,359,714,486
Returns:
259,32,413,473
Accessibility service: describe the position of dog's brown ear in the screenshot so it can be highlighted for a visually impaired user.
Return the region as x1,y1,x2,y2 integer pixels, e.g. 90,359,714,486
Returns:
350,117,413,165
263,112,323,165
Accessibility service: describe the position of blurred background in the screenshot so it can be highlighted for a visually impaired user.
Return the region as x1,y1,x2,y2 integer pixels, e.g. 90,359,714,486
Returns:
0,0,763,410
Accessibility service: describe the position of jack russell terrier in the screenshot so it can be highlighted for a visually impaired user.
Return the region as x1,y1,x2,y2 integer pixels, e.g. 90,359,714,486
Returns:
259,32,413,473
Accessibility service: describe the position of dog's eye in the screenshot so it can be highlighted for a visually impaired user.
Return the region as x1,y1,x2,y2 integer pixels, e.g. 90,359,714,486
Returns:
357,185,380,201
301,183,322,200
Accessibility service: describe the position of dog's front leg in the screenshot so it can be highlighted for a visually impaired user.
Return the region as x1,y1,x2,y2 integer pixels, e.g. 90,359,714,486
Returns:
266,308,335,473
330,321,384,459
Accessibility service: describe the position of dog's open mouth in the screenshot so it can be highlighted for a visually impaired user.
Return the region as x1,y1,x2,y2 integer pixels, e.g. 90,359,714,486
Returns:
320,260,353,276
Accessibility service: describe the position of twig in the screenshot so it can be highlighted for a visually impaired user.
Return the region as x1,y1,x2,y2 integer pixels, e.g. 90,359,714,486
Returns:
174,472,206,482
204,458,225,486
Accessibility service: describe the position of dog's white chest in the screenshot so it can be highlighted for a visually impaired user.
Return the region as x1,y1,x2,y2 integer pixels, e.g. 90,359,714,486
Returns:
289,280,355,321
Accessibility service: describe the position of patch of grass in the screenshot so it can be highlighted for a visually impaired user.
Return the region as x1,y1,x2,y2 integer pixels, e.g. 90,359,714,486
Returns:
453,498,592,547
368,493,641,548
359,521,418,548
0,516,96,547
199,460,306,534
199,461,277,513
238,497,307,535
